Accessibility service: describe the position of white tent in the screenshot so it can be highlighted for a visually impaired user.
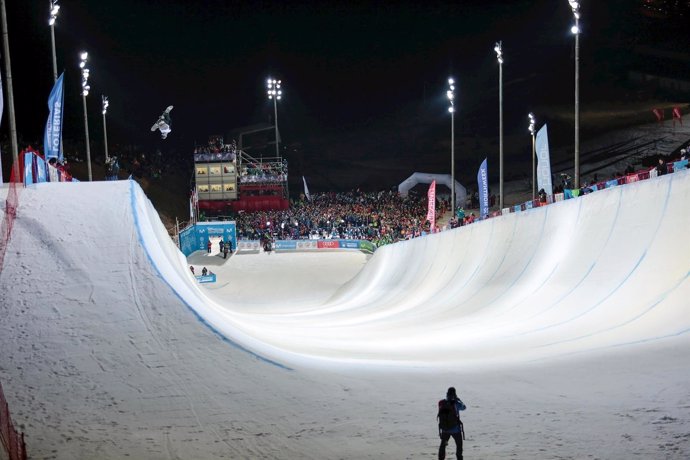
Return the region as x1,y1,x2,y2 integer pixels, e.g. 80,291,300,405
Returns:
397,172,467,208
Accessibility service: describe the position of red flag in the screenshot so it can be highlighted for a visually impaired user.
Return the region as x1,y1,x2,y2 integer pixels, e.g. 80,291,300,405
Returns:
426,180,436,231
652,108,664,122
673,107,682,126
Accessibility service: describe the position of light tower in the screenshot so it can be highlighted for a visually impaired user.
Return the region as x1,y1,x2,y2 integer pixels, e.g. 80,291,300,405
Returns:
266,78,282,157
102,95,109,163
494,40,504,210
49,0,60,82
528,113,536,200
447,77,456,213
80,51,92,181
569,0,581,188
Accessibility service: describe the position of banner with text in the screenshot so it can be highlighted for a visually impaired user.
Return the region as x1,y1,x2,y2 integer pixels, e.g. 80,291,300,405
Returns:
535,123,553,196
44,72,65,162
426,180,436,229
477,158,489,219
178,221,237,256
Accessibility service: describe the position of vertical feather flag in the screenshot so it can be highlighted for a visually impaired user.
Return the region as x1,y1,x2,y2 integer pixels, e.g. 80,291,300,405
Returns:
44,72,65,162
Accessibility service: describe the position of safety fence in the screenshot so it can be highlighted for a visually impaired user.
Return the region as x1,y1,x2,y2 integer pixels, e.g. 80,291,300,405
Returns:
0,163,27,460
490,160,689,218
0,383,26,460
0,163,20,270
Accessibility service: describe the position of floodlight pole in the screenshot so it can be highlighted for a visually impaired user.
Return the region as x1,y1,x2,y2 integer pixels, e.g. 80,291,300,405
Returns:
267,78,282,157
1,0,18,173
80,52,92,181
82,94,92,180
495,41,504,210
569,1,581,189
102,95,109,163
49,0,59,82
273,97,279,157
447,78,456,213
529,113,536,200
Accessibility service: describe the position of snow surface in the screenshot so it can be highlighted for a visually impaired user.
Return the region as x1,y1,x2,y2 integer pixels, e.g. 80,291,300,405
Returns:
1,168,690,459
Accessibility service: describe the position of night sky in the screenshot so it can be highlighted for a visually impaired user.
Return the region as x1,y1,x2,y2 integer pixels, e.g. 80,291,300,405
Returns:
2,0,688,189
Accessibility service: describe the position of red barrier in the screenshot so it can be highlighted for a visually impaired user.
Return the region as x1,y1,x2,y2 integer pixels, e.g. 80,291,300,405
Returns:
0,383,26,460
0,162,27,460
1,161,21,272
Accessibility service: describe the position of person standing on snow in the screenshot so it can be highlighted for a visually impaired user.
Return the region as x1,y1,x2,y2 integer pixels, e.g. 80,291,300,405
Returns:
437,386,466,460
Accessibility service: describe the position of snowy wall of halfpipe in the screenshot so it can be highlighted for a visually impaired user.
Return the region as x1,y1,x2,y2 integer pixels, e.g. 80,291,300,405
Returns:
130,170,690,367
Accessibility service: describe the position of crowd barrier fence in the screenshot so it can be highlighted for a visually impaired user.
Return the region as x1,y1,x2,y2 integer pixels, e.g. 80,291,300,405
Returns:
0,163,27,460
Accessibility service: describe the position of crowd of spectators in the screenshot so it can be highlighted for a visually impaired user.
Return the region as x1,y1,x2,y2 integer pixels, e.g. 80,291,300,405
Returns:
239,159,288,183
194,136,236,154
233,189,448,247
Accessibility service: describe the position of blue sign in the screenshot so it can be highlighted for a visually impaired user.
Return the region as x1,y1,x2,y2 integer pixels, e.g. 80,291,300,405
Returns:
274,240,297,250
178,221,237,256
196,274,216,283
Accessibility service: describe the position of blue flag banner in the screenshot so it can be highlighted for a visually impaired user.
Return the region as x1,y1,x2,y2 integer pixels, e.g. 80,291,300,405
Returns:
44,72,65,162
477,158,489,219
36,156,47,183
24,153,35,185
535,123,553,196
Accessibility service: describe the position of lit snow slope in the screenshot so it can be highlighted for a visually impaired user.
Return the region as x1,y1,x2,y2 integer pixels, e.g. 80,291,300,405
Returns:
7,170,690,370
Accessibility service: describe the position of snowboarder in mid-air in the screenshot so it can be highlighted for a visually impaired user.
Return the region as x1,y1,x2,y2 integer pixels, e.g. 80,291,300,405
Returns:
151,105,173,139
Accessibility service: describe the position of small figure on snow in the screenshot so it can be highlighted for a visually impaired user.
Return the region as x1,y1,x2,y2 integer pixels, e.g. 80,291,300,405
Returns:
151,105,173,139
437,387,466,460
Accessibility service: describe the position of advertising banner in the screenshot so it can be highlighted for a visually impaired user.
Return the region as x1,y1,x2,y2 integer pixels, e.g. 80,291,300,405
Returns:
317,240,340,249
535,124,553,196
339,240,360,249
426,180,436,229
272,239,377,253
178,222,237,256
274,240,297,250
359,240,376,253
44,72,65,162
237,240,261,252
24,153,35,185
179,225,197,256
477,158,489,219
36,157,47,183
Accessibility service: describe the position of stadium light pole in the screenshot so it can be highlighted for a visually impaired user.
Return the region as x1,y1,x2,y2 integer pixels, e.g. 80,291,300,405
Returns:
267,78,282,157
447,77,456,213
80,51,92,181
569,0,581,188
494,41,504,210
48,0,59,82
1,0,19,172
102,95,109,163
529,113,536,200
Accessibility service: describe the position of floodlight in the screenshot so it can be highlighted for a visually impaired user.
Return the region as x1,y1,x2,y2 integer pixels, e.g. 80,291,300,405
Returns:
49,1,60,26
528,112,535,135
494,41,503,64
